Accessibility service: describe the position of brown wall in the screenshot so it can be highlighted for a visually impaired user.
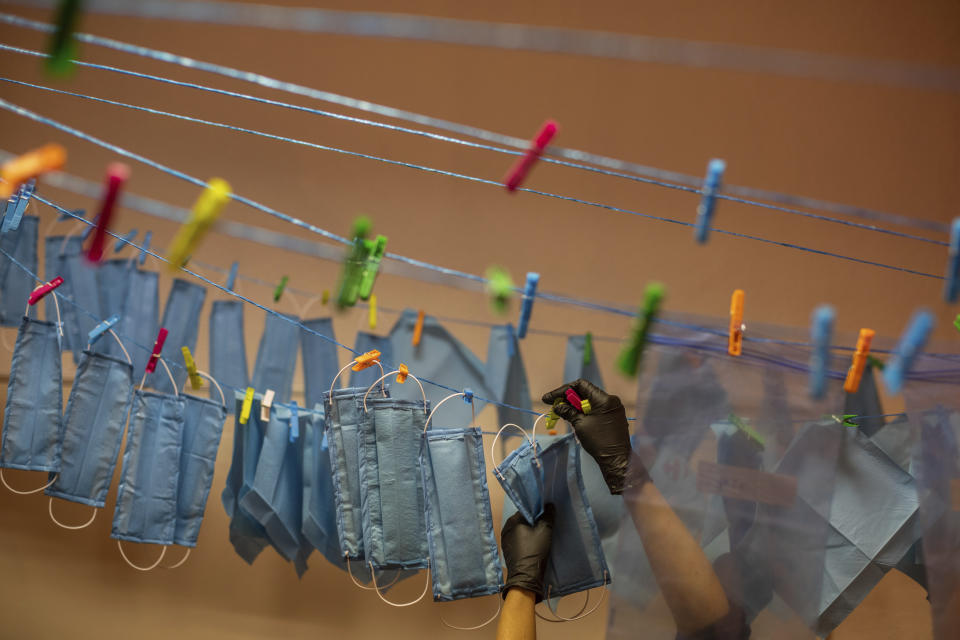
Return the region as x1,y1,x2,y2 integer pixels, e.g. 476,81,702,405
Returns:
0,1,958,638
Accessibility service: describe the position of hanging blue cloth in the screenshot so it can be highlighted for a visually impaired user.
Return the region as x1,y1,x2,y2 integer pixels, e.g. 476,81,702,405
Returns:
147,279,206,393
251,311,299,403
106,265,159,374
485,324,534,432
209,300,249,413
494,438,545,526
350,331,392,389
563,334,604,388
61,240,102,356
301,317,341,409
222,391,270,564
0,215,39,326
96,259,132,322
43,235,81,355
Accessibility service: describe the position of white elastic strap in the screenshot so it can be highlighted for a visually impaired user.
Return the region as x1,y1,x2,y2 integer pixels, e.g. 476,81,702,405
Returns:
370,561,431,607
22,284,64,329
490,419,542,472
362,370,427,414
298,294,323,319
138,357,179,396
85,329,134,366
423,391,475,434
535,584,609,622
440,594,503,631
0,469,57,494
329,359,386,396
48,497,98,530
163,547,192,569
117,540,167,571
181,369,226,407
344,555,400,591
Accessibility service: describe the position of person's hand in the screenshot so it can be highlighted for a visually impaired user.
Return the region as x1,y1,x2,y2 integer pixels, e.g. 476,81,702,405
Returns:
542,379,644,494
501,504,555,602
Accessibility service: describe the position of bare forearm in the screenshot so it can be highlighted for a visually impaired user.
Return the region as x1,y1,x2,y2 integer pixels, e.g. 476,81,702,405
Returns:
496,588,537,640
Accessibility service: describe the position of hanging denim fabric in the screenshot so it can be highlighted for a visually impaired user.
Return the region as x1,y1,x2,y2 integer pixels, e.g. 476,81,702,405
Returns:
301,401,343,566
61,241,102,355
209,300,248,413
421,392,503,602
0,215,38,326
844,362,886,437
96,259,132,322
44,235,81,354
221,392,270,564
301,317,341,408
350,330,392,389
106,265,159,374
563,334,604,389
147,279,206,393
492,425,545,526
485,324,534,433
251,311,299,403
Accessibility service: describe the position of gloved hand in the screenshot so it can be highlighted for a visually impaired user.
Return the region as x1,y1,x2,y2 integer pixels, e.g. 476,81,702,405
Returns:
501,503,555,602
542,378,647,495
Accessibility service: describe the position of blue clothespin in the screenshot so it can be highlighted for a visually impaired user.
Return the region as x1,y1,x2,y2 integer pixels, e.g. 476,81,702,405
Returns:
463,388,474,404
88,314,120,346
516,272,539,339
81,223,94,240
1,179,35,233
943,218,960,302
226,261,239,291
57,207,84,223
694,159,725,244
884,310,935,394
113,229,138,252
289,401,299,443
138,230,152,266
505,323,516,358
808,305,835,399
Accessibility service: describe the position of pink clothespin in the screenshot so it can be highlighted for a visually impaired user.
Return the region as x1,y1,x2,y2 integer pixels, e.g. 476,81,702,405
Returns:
27,276,63,305
87,163,130,263
565,388,583,412
504,120,558,192
145,327,168,373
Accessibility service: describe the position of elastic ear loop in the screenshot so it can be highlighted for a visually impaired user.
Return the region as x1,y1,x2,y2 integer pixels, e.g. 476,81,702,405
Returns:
490,415,546,524
440,597,503,631
535,579,609,623
369,560,431,608
297,294,323,319
362,370,427,415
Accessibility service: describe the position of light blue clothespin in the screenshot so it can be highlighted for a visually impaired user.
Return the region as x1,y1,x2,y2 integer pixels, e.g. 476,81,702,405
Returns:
289,401,299,443
884,310,935,394
943,218,960,302
463,388,474,404
226,261,239,291
505,323,516,358
516,272,539,339
57,207,84,223
138,230,152,266
113,229,138,252
808,305,835,399
694,159,725,244
88,314,120,346
1,179,34,233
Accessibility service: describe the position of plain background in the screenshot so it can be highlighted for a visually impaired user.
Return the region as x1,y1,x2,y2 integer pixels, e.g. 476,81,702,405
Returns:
0,0,958,638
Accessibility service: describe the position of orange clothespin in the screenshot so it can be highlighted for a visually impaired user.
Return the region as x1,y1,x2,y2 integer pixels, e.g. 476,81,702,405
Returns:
352,349,381,371
412,310,425,347
368,294,377,330
260,389,275,422
0,144,66,199
239,387,255,425
728,289,745,356
844,328,875,393
396,363,409,384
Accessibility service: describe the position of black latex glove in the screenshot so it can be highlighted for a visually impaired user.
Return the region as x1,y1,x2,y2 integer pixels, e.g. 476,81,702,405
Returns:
501,503,555,602
542,378,647,494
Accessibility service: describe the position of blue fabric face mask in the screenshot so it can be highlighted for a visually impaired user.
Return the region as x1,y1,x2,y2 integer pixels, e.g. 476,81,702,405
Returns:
222,392,269,564
301,402,342,565
251,311,299,403
358,396,430,570
494,437,545,526
1,317,64,472
0,215,38,326
485,324,533,432
209,300,249,413
96,259,132,322
563,334,604,389
421,410,503,601
147,279,206,393
350,331,392,389
61,242,103,356
46,350,135,507
106,266,159,374
44,235,81,354
111,390,186,545
301,318,341,409
173,392,228,547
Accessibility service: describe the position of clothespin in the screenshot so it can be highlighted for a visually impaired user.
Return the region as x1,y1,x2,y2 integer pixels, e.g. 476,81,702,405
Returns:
545,398,563,435
167,178,231,270
884,310,935,394
943,218,960,302
289,402,299,443
368,294,377,330
46,0,84,76
581,399,592,415
138,230,152,266
954,314,960,333
352,349,381,371
565,388,583,412
87,314,119,346
273,276,288,302
485,266,514,314
463,388,474,404
808,305,835,399
694,159,726,244
322,290,330,305
396,363,409,384
830,414,858,428
87,163,129,263
239,387,255,425
2,179,35,233
616,282,665,377
412,310,425,347
728,414,765,448
27,276,63,305
505,323,516,358
261,389,275,422
583,331,593,366
504,120,558,191
181,346,203,390
0,144,66,200
226,261,239,291
145,327,168,373
516,272,539,339
57,207,84,223
357,235,387,301
113,229,137,253
728,289,745,356
843,328,875,394
336,217,372,308
867,355,885,371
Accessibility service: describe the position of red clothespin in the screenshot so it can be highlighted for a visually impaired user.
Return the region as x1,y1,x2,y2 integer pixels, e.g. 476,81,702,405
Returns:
87,163,130,263
27,276,63,305
504,120,558,192
352,349,381,372
145,327,168,373
412,310,425,347
565,388,583,412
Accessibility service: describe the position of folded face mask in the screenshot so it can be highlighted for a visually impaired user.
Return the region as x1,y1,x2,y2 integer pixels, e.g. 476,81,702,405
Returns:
251,311,299,403
301,318,341,409
0,215,38,327
301,402,343,566
1,317,64,472
421,425,503,601
173,393,228,547
358,397,430,571
350,331,392,389
44,235,81,354
46,350,135,507
222,393,269,564
111,390,186,545
563,334,604,389
485,324,534,432
106,266,159,374
494,437,545,526
148,279,206,393
209,300,249,413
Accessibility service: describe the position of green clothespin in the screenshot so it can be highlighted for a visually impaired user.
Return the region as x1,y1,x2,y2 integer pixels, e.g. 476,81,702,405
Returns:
485,266,514,314
832,414,858,427
46,0,83,76
616,282,665,377
336,217,372,309
728,414,765,448
357,235,387,301
274,276,288,302
954,313,960,332
583,331,593,366
866,355,885,371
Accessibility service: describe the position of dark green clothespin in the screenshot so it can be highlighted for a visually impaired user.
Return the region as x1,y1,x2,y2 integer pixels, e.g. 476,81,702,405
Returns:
835,414,858,428
357,234,387,301
583,331,593,366
954,313,960,333
485,266,514,314
337,217,386,308
728,414,765,448
47,0,84,76
616,282,665,377
274,276,288,302
866,355,885,371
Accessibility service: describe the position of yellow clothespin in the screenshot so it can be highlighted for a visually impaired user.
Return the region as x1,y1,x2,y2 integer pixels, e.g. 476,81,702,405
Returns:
352,349,381,371
181,346,203,390
239,387,255,425
396,363,409,384
261,389,275,422
412,310,425,347
167,178,231,270
844,328,875,393
322,290,330,305
369,294,377,330
0,144,66,199
728,289,745,356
